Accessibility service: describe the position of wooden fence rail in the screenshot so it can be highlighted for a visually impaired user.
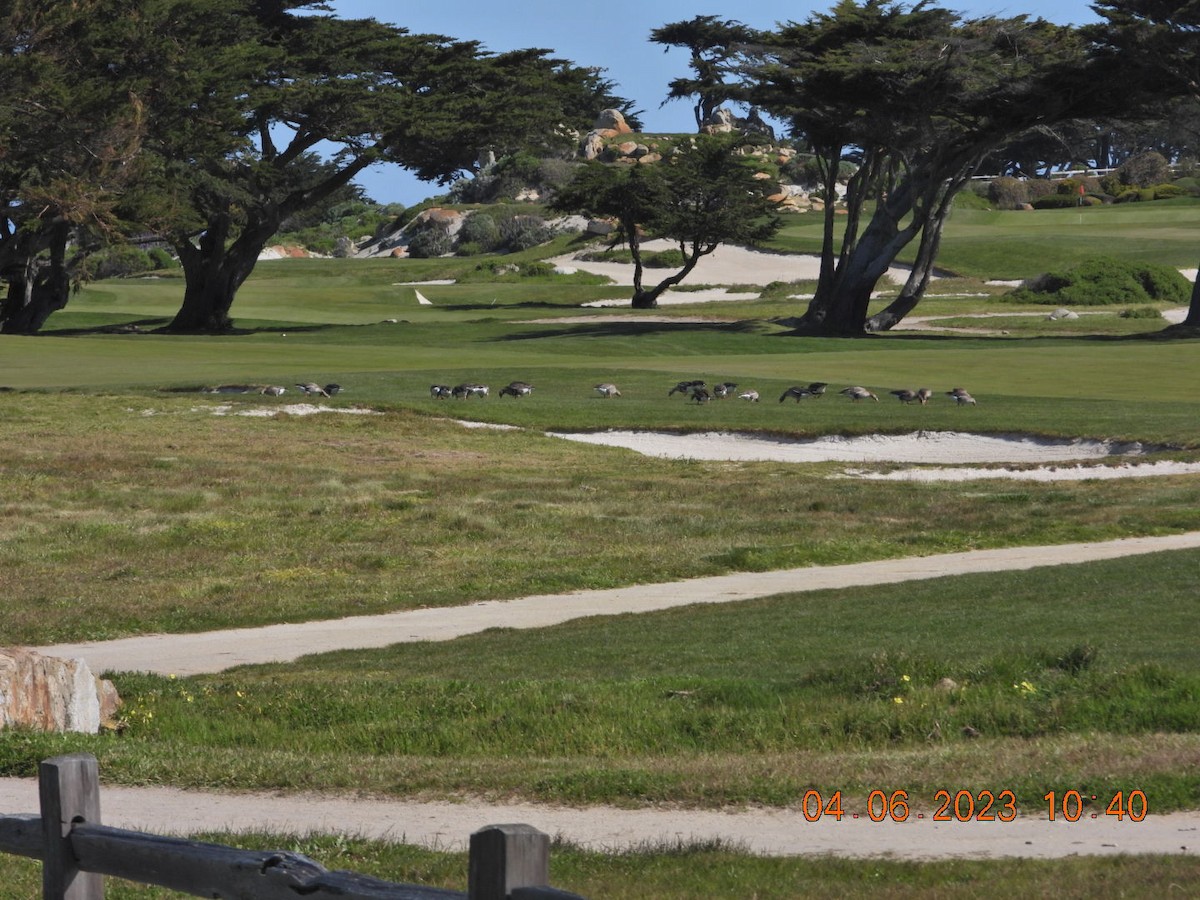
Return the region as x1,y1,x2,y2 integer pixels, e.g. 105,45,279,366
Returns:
0,753,586,900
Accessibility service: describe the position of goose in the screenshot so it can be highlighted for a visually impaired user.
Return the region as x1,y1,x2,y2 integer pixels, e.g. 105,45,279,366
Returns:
452,383,489,399
499,381,533,398
296,382,330,397
594,383,621,398
840,386,879,402
779,386,812,403
430,384,452,399
712,381,738,399
690,387,712,403
890,389,918,404
738,389,760,402
916,388,933,405
948,388,977,406
260,385,287,396
669,379,706,397
324,383,343,396
807,382,829,398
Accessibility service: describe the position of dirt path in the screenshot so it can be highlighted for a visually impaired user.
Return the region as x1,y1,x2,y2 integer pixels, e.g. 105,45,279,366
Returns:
20,531,1200,861
36,531,1200,677
0,777,1195,860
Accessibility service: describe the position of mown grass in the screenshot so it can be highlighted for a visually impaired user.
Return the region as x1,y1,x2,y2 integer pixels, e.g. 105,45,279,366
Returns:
0,833,1194,898
767,196,1200,279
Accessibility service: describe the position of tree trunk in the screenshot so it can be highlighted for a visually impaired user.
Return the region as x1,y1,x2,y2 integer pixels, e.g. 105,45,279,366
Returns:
867,187,955,331
796,198,912,335
1184,260,1200,327
0,221,72,335
167,216,275,333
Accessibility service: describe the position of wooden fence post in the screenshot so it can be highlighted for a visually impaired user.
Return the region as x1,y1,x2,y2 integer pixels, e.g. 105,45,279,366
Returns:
468,824,549,900
39,753,104,900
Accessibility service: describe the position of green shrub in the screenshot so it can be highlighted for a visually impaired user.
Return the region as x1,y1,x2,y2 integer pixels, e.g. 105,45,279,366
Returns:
146,248,178,270
497,214,553,252
1118,150,1171,188
1031,194,1085,209
520,261,555,278
458,212,502,252
77,245,156,281
987,176,1029,209
1120,306,1165,319
1005,257,1191,306
1023,179,1056,202
1150,183,1191,199
646,248,686,268
405,228,453,258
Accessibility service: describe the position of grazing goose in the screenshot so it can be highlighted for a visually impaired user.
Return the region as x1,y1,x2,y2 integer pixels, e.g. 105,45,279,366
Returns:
947,387,977,406
669,379,706,397
451,383,489,399
712,381,738,399
916,388,933,405
690,387,712,403
738,389,760,402
840,385,879,402
296,382,330,397
594,382,622,398
807,382,829,398
260,385,287,396
779,385,812,403
890,389,918,404
430,384,452,399
499,381,534,398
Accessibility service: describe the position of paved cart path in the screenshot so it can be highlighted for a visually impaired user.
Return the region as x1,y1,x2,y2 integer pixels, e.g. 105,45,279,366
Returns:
12,531,1200,861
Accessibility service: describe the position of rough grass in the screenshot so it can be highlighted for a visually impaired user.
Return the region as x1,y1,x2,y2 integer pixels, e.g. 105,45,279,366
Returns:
3,392,1200,645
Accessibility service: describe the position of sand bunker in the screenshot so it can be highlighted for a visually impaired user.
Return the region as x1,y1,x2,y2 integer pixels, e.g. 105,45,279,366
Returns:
548,429,1142,464
547,429,1200,481
206,403,380,417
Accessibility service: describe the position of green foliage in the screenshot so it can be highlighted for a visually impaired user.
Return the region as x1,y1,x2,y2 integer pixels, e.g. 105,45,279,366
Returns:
987,176,1030,209
1006,256,1191,305
497,214,554,252
457,212,502,253
1031,194,1094,209
1117,150,1172,187
1115,183,1195,203
1119,305,1164,319
77,245,178,281
405,228,454,259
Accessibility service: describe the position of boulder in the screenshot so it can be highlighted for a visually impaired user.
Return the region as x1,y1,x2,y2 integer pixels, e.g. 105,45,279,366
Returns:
411,207,464,236
0,648,121,733
592,109,633,136
580,131,606,160
702,108,736,134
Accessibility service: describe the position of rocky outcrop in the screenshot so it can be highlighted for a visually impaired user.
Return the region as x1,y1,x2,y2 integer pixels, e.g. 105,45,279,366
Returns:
0,648,121,734
591,109,633,137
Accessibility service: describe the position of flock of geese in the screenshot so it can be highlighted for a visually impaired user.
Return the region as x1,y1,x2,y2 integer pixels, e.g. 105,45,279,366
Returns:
430,379,978,406
207,379,978,407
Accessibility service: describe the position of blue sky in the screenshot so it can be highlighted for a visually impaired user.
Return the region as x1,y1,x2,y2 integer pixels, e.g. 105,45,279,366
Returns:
326,0,1102,205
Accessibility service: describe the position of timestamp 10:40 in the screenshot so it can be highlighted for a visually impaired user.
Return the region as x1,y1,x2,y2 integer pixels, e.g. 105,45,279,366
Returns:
1044,789,1147,822
797,789,1149,822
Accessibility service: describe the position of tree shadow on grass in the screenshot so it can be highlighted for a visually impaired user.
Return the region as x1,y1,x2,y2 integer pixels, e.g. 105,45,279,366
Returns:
493,320,765,341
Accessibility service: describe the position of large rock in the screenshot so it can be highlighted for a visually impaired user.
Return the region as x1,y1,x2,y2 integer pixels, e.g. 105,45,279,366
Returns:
592,109,633,138
0,648,121,733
